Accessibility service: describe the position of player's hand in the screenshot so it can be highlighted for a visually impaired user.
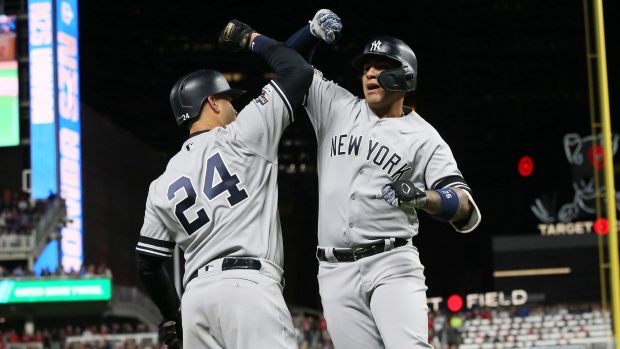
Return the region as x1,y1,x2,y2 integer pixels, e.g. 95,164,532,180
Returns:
219,19,256,51
159,311,183,349
381,180,427,209
309,9,342,44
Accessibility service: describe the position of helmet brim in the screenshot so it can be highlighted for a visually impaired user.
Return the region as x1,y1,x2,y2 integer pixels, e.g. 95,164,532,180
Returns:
351,52,400,71
215,88,246,100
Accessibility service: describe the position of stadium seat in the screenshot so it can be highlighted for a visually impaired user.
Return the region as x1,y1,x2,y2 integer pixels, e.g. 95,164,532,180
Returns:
535,339,558,346
458,344,481,349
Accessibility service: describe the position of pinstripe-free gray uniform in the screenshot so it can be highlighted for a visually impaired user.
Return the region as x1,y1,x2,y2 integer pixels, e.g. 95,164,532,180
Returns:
304,69,481,349
137,81,290,283
137,81,297,348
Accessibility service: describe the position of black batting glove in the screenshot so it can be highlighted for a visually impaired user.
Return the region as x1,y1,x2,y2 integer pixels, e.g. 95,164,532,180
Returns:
219,19,256,51
159,311,183,349
381,180,427,209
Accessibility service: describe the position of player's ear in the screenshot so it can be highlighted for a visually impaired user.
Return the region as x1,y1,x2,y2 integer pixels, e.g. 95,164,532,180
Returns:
206,95,220,113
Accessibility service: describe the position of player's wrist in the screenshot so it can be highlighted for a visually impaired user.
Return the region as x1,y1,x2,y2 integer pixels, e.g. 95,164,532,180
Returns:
430,188,459,221
401,193,427,209
248,32,261,48
163,309,180,321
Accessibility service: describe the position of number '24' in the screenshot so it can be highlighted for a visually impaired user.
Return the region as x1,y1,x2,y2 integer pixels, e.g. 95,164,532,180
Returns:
167,153,248,235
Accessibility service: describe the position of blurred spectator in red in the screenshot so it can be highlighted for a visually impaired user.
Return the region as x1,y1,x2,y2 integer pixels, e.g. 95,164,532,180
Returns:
319,315,327,332
33,330,45,343
8,329,20,343
20,330,32,343
100,324,110,336
322,339,334,349
2,189,11,203
68,267,80,278
481,308,492,320
428,312,435,343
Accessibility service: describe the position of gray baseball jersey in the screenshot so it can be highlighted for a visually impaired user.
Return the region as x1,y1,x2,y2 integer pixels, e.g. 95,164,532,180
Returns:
135,35,311,349
136,81,291,288
304,68,481,349
304,69,480,249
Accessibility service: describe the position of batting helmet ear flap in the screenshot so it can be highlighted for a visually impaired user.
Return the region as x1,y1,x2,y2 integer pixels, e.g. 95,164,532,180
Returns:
377,68,416,93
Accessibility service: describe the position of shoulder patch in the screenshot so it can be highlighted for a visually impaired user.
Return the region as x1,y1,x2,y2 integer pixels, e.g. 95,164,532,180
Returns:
255,85,271,106
262,85,273,94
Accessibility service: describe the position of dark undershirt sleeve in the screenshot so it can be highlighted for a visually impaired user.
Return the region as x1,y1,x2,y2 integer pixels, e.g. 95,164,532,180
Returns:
285,24,321,63
136,251,180,319
251,35,314,111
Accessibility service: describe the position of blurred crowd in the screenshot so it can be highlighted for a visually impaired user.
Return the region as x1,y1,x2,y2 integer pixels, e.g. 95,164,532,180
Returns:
292,313,333,349
0,314,335,349
0,262,112,279
0,321,161,349
0,189,112,280
0,189,46,248
428,302,609,349
0,303,610,349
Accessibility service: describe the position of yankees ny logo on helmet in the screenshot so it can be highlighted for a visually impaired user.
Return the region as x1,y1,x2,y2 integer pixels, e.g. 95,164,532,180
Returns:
370,40,382,51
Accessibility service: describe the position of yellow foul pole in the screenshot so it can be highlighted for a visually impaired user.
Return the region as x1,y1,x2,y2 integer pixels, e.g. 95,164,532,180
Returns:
593,1,620,348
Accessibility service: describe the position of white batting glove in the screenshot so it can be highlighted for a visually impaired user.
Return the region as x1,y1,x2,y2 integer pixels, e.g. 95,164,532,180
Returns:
309,9,342,44
382,184,400,207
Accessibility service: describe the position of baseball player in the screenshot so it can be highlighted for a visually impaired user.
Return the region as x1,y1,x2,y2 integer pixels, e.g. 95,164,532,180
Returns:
135,20,314,349
286,10,482,349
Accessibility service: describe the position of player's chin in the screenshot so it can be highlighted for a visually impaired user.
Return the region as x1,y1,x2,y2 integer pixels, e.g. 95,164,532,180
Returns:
364,90,381,102
365,93,384,106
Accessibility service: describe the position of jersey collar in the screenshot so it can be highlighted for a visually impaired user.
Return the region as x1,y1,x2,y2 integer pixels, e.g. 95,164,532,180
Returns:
189,130,210,139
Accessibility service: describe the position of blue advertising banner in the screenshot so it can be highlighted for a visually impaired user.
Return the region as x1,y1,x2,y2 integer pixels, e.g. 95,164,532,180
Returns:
56,0,83,271
28,0,57,199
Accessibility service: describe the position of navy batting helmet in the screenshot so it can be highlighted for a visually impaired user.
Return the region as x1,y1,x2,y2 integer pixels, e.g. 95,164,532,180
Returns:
351,36,417,93
170,69,245,127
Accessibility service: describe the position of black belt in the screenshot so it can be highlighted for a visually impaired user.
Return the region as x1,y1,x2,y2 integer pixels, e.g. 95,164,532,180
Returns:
317,238,409,262
189,257,262,282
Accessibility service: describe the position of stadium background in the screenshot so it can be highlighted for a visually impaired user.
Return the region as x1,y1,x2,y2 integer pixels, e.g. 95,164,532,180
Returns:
0,0,620,348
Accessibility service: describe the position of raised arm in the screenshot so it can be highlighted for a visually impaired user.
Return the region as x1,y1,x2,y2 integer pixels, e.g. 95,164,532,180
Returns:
219,19,314,108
